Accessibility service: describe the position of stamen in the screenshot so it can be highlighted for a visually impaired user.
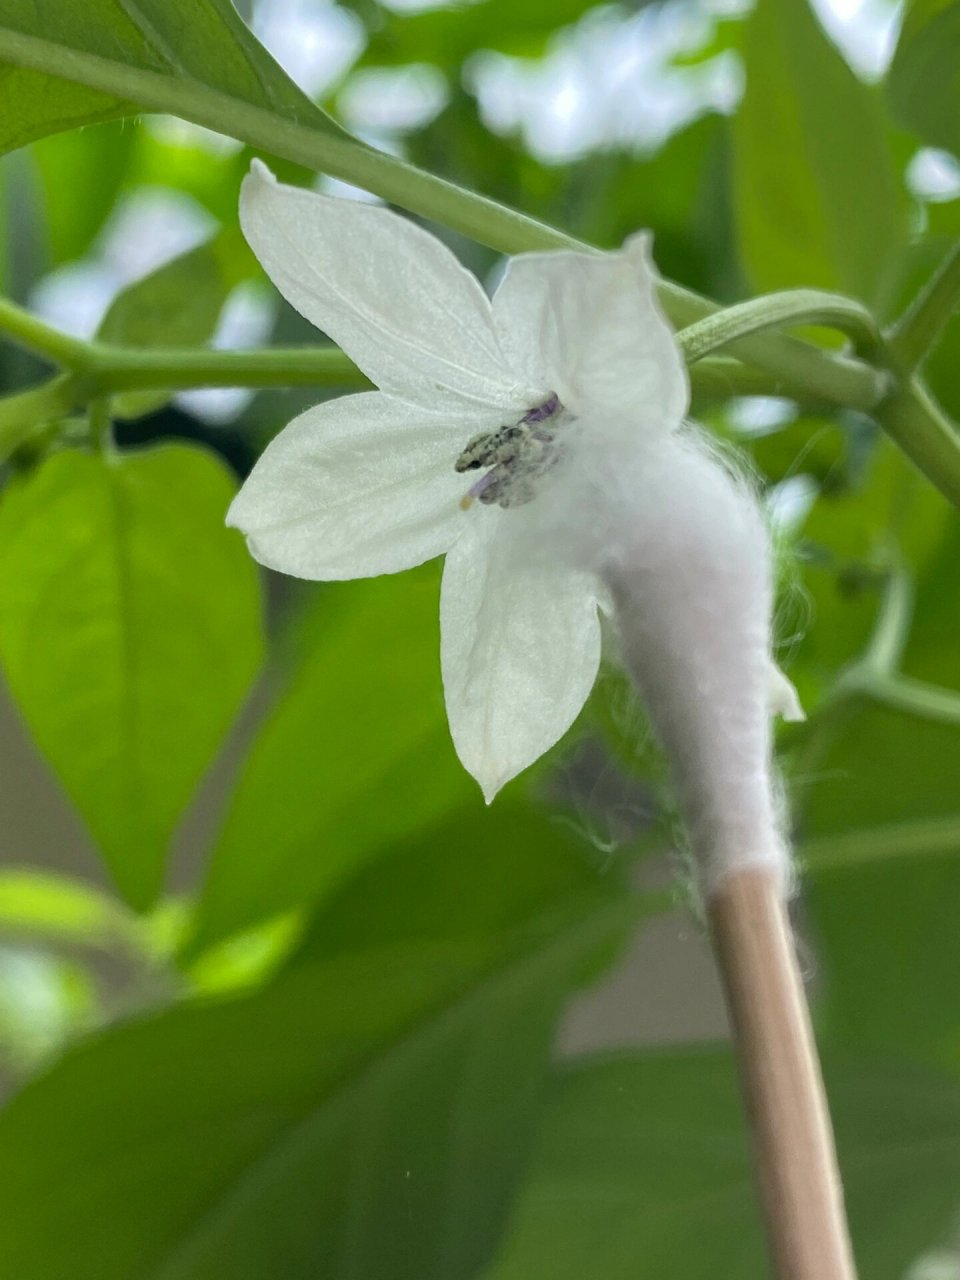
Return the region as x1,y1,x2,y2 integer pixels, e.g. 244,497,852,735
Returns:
522,393,560,424
454,393,565,511
468,469,502,501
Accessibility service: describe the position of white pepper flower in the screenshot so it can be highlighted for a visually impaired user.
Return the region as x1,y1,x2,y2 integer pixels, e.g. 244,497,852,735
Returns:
229,162,801,876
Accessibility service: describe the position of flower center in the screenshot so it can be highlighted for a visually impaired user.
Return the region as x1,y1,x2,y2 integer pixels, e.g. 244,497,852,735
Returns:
455,393,565,510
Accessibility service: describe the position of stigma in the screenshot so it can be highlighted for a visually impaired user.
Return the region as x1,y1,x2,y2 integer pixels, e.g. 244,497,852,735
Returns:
456,394,565,511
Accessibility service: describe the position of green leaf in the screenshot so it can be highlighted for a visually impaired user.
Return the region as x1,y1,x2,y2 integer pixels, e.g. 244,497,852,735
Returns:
0,870,137,948
356,0,597,65
31,121,135,265
807,840,960,1068
888,0,960,157
0,946,96,1074
576,114,739,300
487,1051,960,1280
0,444,263,909
97,229,251,418
732,0,907,308
800,518,960,1066
793,441,950,694
0,0,343,156
0,807,635,1280
188,570,478,955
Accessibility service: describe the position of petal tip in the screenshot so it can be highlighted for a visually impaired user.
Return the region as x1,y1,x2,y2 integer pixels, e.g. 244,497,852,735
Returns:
247,157,277,187
224,491,244,532
240,160,280,229
623,230,655,266
470,763,511,806
480,781,499,805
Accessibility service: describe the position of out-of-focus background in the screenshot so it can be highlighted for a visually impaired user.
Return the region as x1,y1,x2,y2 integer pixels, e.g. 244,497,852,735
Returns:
0,1,958,1277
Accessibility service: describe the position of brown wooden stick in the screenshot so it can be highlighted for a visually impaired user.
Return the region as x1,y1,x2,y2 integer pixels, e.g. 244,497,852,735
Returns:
707,867,858,1280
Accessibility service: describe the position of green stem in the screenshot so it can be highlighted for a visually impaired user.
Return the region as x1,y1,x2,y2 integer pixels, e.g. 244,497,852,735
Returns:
678,289,884,365
0,376,77,460
803,813,960,871
0,296,93,369
829,568,911,697
86,343,778,400
874,377,960,510
887,241,960,373
688,356,784,400
828,567,960,725
0,26,891,413
84,343,372,392
2,341,785,418
862,568,912,675
3,28,959,497
867,673,960,726
88,396,113,453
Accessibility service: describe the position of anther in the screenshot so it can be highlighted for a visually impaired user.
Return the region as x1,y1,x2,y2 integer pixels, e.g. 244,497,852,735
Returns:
454,393,564,511
455,424,525,473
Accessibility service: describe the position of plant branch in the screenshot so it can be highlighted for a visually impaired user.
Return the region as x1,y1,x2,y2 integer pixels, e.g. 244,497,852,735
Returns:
803,813,960,871
0,376,77,459
84,343,372,392
708,869,857,1280
1,29,958,496
86,343,782,400
887,241,960,373
0,296,93,369
0,332,790,441
874,377,960,509
867,673,960,725
0,26,894,414
678,290,884,365
687,355,785,399
861,567,913,676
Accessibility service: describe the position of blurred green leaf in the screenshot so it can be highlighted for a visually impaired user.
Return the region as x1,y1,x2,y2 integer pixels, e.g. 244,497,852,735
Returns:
31,121,135,265
189,569,478,955
792,442,949,691
487,1051,960,1280
577,115,739,299
746,413,849,488
0,806,635,1280
901,221,960,421
0,870,136,947
798,504,960,848
0,946,96,1073
807,843,960,1069
356,0,598,64
97,229,252,418
126,124,251,226
800,517,960,1067
0,443,263,909
733,0,907,308
888,0,960,157
0,0,341,155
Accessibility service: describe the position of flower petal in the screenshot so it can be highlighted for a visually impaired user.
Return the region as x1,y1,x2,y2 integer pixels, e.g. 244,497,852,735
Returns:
440,512,603,801
240,161,538,420
492,236,689,431
227,392,468,580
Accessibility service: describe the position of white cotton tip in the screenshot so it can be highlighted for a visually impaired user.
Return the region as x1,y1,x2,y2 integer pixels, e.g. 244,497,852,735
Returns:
578,426,796,901
769,662,805,723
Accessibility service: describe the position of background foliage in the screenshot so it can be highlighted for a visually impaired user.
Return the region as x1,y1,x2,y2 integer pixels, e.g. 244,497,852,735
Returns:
0,0,958,1276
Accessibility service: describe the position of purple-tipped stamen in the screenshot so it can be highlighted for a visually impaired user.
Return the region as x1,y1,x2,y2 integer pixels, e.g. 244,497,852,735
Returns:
522,392,560,424
468,469,500,500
